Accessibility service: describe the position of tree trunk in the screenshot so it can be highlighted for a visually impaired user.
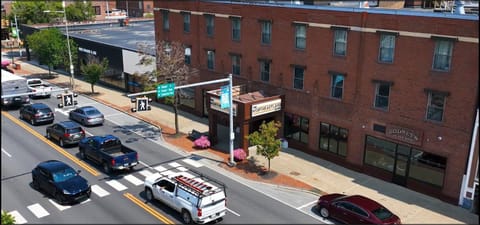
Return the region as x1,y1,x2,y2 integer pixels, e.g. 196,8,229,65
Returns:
173,92,179,135
267,159,271,172
91,83,95,93
48,66,52,76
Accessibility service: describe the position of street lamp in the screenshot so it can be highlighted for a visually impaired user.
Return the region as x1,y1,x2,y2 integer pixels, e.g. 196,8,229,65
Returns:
44,6,75,91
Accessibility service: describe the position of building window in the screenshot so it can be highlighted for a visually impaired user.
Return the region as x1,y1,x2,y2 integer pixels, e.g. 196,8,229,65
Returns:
231,54,241,75
293,66,304,90
260,60,270,82
207,50,215,70
379,34,395,63
333,29,347,56
179,87,195,109
205,14,215,36
374,82,390,110
295,24,306,49
319,122,348,157
432,40,453,71
231,17,241,41
284,112,309,144
162,10,169,31
261,20,272,44
426,91,446,122
93,6,101,15
364,136,446,187
184,47,191,65
330,74,344,99
183,13,190,33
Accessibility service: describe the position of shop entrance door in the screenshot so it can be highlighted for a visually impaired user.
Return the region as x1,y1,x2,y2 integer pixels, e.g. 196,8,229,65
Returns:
392,145,410,186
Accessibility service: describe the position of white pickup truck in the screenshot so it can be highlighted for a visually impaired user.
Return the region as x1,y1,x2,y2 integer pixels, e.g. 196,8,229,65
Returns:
26,78,53,98
144,169,227,224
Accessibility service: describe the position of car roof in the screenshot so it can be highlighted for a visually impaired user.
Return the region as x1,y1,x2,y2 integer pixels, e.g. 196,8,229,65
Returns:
37,160,71,172
79,106,97,110
342,195,384,211
57,120,82,128
30,103,50,109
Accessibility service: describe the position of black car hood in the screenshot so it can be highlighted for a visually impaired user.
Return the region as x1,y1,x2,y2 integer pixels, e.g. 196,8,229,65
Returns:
56,176,89,194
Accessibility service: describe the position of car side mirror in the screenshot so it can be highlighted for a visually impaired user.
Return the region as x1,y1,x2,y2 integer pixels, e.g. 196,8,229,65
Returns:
77,170,81,174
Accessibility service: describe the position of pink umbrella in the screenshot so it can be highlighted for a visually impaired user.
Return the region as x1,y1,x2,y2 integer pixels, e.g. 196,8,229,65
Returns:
1,60,11,67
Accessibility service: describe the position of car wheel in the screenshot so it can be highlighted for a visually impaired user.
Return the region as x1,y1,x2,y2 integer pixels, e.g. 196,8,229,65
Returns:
59,139,65,147
30,118,36,126
103,162,111,174
145,188,153,202
79,149,86,159
32,177,40,190
320,207,329,218
182,209,192,224
46,131,51,139
19,113,23,120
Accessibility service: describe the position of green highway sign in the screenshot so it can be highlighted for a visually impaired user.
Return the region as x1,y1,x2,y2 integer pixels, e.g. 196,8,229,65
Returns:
157,83,175,98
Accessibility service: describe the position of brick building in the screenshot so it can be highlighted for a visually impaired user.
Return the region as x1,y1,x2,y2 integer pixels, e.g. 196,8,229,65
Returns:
151,1,478,207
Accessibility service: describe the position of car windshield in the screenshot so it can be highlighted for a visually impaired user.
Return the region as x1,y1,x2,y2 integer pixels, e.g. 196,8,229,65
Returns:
67,127,82,133
52,167,77,182
38,108,51,114
372,207,394,220
85,109,100,115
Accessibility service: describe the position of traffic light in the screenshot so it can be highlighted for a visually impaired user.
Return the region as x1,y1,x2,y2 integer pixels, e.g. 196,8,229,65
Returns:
57,92,78,108
131,96,152,112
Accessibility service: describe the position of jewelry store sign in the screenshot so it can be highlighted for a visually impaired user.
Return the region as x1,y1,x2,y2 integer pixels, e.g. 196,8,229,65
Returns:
386,124,423,145
251,99,282,117
210,97,237,116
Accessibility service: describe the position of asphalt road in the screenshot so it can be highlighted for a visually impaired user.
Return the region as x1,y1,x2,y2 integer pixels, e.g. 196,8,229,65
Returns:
1,87,325,224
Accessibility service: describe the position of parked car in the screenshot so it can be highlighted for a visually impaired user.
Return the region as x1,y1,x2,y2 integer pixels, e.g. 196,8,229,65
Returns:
316,193,401,225
19,103,54,125
69,106,104,126
46,121,86,147
31,160,91,205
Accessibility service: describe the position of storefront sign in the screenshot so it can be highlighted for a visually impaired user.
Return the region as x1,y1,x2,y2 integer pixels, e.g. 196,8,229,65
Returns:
251,99,282,117
385,124,423,145
210,97,237,116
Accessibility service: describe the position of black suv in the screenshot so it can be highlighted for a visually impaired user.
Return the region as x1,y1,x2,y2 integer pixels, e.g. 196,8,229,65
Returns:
19,103,54,125
46,121,86,147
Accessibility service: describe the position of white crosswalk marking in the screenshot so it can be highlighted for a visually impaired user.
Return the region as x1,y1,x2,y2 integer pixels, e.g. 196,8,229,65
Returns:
91,184,110,197
160,170,175,177
154,165,167,172
177,166,188,172
183,158,203,168
124,174,143,186
106,180,128,191
168,162,182,168
139,170,153,177
48,199,71,211
27,203,49,218
9,210,27,224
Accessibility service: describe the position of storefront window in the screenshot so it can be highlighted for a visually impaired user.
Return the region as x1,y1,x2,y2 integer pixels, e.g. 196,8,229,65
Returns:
409,148,446,187
364,136,395,172
179,87,195,109
284,112,309,144
319,122,348,157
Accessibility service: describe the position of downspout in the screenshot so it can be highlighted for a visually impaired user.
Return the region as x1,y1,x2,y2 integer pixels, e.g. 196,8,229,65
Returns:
459,108,479,207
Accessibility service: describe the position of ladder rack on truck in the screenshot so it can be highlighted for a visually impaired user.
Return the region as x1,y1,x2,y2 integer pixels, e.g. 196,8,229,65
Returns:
172,169,226,197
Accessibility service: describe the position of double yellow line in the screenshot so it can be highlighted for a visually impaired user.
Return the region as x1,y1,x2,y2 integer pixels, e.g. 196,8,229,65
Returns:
2,111,100,176
124,192,175,224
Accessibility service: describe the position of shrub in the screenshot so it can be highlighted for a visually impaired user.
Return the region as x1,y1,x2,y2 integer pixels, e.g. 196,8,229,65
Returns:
233,148,247,161
194,135,210,149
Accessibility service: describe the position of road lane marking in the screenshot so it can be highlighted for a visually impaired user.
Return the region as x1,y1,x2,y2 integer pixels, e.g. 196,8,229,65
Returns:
154,165,167,172
106,180,128,191
123,192,175,224
1,148,12,157
124,174,143,186
91,184,110,197
1,111,100,176
160,170,175,177
177,166,189,172
168,162,182,168
139,170,154,178
139,161,154,170
48,199,71,211
183,158,202,168
80,199,91,204
227,207,241,216
297,200,318,210
9,210,27,224
27,203,49,218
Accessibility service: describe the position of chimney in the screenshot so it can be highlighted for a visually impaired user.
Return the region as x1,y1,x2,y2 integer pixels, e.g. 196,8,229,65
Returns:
455,0,465,14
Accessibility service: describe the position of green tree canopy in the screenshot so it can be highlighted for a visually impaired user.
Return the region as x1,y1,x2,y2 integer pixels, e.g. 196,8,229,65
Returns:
65,1,95,22
11,1,61,25
247,120,282,172
81,56,109,93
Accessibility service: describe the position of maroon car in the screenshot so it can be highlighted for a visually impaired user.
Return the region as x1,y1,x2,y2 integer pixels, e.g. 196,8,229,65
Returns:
316,193,401,225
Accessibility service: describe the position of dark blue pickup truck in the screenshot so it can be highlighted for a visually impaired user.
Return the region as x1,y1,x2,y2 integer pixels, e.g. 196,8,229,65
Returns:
78,135,138,173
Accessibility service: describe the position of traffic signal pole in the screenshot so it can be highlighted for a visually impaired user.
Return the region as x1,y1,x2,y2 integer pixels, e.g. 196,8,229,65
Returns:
127,74,236,167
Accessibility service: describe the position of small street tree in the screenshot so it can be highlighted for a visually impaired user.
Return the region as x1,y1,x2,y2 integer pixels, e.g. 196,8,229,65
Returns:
136,40,197,135
247,120,282,173
1,210,16,225
80,56,109,94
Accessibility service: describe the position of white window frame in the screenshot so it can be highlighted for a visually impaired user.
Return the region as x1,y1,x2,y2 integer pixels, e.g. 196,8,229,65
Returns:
295,24,306,49
432,40,453,71
378,34,395,63
333,29,347,56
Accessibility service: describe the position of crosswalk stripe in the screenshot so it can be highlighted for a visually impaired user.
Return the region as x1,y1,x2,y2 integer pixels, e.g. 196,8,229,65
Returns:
27,203,49,218
154,165,167,172
48,199,71,211
139,170,153,177
160,170,175,177
124,174,143,186
106,180,128,191
91,184,110,197
9,210,27,224
177,166,189,172
183,158,203,168
168,162,182,168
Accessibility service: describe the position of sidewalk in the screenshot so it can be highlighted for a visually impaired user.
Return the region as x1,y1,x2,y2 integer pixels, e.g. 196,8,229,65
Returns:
8,58,479,224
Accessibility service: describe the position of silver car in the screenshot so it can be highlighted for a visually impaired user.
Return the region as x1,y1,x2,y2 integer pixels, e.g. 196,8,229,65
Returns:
69,106,104,126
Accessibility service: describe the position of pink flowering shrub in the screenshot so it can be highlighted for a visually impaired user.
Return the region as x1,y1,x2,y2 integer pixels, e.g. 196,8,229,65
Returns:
194,135,210,149
233,148,247,161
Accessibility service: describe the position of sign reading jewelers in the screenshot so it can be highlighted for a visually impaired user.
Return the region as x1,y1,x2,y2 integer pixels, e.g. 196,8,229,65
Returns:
251,99,282,117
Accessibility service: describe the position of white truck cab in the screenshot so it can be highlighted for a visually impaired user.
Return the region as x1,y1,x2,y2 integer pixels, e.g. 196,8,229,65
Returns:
144,170,227,224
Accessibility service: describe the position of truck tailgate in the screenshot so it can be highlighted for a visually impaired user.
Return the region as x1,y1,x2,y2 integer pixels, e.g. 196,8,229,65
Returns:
112,151,138,169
